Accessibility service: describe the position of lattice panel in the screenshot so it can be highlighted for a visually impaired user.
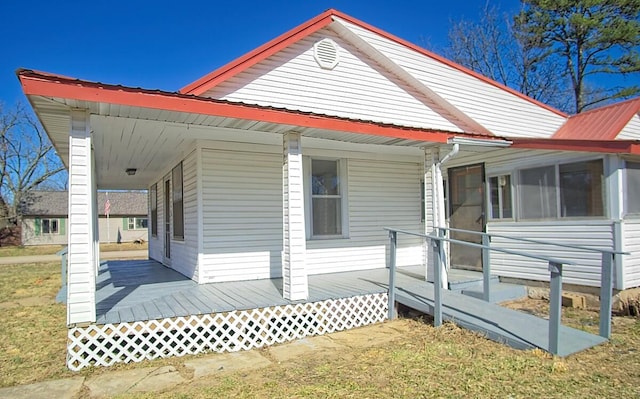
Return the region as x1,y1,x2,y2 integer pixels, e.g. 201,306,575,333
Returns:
67,293,388,371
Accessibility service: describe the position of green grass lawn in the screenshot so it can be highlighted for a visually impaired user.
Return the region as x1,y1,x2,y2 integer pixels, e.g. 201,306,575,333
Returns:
0,260,638,398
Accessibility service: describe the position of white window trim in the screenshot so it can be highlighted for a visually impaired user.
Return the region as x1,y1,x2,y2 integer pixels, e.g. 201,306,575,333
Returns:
128,217,148,230
42,218,60,235
303,156,349,240
623,159,640,218
516,157,606,221
486,174,514,221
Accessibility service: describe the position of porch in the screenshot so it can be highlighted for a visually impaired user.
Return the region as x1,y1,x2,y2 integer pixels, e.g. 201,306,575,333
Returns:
63,258,607,371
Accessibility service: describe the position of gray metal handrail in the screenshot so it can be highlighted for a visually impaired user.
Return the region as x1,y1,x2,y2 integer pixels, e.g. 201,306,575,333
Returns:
437,225,628,340
55,246,68,304
443,226,622,254
383,226,623,356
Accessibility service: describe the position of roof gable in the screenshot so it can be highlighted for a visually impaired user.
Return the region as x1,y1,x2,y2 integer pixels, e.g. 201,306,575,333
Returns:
553,98,640,140
182,9,567,139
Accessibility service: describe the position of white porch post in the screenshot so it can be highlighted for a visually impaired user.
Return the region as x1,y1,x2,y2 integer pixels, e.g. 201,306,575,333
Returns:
424,147,448,288
282,132,309,300
66,110,97,325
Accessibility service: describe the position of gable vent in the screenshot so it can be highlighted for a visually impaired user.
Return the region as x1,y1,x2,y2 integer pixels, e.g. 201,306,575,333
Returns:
314,38,339,70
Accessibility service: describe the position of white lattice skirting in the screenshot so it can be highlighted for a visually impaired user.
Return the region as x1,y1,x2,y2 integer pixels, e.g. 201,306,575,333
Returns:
67,293,388,371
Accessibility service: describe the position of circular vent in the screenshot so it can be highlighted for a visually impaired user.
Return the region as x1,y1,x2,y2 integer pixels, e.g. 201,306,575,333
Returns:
314,38,339,70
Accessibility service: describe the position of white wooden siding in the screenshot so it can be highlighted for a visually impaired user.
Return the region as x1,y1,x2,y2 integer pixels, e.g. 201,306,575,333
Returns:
336,18,567,138
202,29,462,132
199,148,284,283
487,221,615,287
618,114,640,140
622,219,640,288
168,150,199,281
306,158,424,274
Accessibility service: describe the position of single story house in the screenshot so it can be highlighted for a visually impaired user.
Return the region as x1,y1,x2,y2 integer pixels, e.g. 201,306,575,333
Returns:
20,191,148,245
17,9,639,369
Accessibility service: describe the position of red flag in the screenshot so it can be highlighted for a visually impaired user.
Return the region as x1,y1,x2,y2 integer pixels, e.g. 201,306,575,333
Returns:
105,198,111,216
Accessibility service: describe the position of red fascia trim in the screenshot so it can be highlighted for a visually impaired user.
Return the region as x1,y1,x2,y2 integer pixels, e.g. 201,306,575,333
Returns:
180,10,335,95
512,138,640,154
19,72,451,143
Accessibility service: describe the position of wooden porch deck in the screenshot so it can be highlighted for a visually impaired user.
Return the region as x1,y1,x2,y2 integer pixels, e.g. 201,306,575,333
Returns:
95,259,606,357
95,259,394,324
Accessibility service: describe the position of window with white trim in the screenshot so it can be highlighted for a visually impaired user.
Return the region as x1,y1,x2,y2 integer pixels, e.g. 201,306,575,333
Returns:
309,158,347,238
150,183,158,237
625,161,640,215
172,162,184,240
128,217,148,230
518,159,604,220
488,174,513,219
42,218,59,234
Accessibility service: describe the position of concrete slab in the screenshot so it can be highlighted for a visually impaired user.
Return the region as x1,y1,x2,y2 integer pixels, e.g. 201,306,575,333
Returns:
85,368,153,398
0,377,84,399
129,366,186,393
185,351,272,379
268,335,345,362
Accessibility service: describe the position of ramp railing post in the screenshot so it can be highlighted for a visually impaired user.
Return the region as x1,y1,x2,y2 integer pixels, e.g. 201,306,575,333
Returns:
388,230,397,320
548,261,563,355
55,247,68,304
482,233,491,302
433,237,443,327
599,252,614,339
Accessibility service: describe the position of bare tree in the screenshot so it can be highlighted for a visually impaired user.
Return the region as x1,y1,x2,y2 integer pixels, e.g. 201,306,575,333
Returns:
444,3,572,112
0,102,66,225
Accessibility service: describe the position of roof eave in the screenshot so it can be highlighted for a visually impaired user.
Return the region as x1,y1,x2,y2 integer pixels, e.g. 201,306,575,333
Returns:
512,138,640,154
18,69,465,144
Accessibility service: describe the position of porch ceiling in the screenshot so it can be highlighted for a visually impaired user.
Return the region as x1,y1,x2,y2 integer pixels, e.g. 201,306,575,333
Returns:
28,94,452,190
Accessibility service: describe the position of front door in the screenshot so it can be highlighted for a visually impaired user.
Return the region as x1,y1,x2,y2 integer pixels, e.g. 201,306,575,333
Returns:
164,178,171,260
448,163,485,271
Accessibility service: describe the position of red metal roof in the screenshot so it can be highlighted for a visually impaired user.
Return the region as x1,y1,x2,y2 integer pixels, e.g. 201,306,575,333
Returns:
553,98,640,140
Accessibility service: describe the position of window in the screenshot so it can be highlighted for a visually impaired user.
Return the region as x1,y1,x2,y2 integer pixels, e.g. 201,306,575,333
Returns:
150,183,158,237
128,217,148,230
34,218,64,236
559,160,604,217
42,218,59,234
519,165,557,219
518,160,604,219
488,175,513,219
625,161,640,215
172,162,184,239
310,159,345,237
420,181,425,222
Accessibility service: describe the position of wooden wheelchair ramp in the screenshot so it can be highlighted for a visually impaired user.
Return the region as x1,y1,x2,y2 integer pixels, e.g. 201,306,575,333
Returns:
394,279,607,357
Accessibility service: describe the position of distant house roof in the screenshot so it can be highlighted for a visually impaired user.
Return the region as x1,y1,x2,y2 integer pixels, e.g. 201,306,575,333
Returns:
21,191,148,217
553,98,640,140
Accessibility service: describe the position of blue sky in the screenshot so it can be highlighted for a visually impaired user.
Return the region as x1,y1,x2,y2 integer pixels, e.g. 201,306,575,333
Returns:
1,0,526,106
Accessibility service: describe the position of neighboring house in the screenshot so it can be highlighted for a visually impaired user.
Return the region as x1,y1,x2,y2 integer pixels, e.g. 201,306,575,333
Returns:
16,9,640,369
21,191,148,245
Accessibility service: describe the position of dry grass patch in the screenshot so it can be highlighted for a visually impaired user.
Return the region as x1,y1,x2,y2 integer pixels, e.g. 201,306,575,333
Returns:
1,260,639,398
120,316,640,399
0,242,147,257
